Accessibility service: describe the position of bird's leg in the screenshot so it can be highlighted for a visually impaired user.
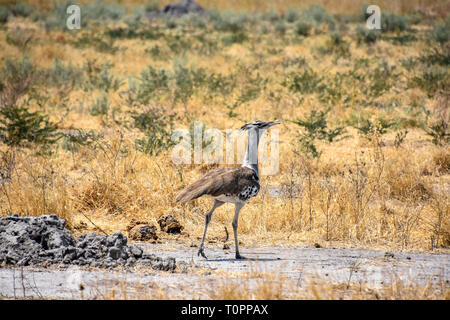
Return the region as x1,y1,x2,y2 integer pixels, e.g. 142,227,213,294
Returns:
198,200,224,259
232,202,245,259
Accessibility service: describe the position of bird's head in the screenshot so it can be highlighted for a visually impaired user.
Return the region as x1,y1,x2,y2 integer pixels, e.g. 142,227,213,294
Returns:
240,120,281,131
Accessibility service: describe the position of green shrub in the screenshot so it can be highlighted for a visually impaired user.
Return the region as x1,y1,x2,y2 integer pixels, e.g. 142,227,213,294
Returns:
6,28,33,51
353,118,395,141
291,109,346,158
0,6,10,24
132,106,175,156
0,106,60,149
356,24,380,44
82,0,125,22
61,129,103,153
222,31,247,45
412,66,449,97
46,57,84,89
432,23,450,44
320,32,350,57
295,21,312,36
88,93,110,117
304,5,335,26
210,10,248,33
285,9,300,23
10,2,34,18
282,68,322,94
425,120,449,146
43,0,76,30
381,13,407,33
274,20,286,35
0,56,36,107
89,62,122,92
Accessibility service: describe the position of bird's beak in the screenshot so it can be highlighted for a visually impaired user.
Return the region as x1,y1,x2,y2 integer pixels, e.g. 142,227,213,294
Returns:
268,120,281,127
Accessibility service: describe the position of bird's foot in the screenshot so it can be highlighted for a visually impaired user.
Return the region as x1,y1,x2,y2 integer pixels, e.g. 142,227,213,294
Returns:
235,253,246,260
198,248,207,260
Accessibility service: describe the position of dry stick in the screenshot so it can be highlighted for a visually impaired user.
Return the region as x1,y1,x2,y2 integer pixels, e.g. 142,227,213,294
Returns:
78,210,109,236
223,226,229,243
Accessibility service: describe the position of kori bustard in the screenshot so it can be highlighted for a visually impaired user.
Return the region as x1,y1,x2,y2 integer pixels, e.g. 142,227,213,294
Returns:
176,120,281,259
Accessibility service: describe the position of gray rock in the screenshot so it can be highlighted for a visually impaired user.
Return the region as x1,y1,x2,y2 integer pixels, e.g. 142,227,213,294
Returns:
0,214,176,271
162,0,204,17
108,247,122,260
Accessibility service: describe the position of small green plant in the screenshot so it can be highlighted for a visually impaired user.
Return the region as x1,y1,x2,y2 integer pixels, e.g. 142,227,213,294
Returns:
282,68,322,94
6,28,33,51
285,9,300,23
356,25,380,44
320,32,350,57
10,2,34,18
394,130,408,148
0,106,60,149
291,109,346,158
132,106,176,156
88,93,110,117
89,62,122,92
295,21,312,36
61,129,103,154
353,118,395,142
425,120,449,146
46,57,84,90
0,6,10,24
381,13,408,33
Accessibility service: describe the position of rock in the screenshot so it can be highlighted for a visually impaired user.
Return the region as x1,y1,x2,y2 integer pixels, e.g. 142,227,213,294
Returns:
129,245,143,258
162,0,204,17
129,224,158,241
157,215,184,234
108,247,122,260
152,257,176,272
0,214,176,272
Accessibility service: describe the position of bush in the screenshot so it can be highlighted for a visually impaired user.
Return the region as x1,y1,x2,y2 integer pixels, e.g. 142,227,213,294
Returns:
353,118,395,141
6,28,33,51
10,2,34,18
381,13,407,33
89,62,122,92
0,106,59,149
282,68,322,94
425,120,449,146
274,20,286,35
132,106,175,156
0,56,36,107
356,24,380,44
320,32,350,57
285,9,300,23
88,93,110,117
432,23,450,44
0,6,10,24
61,129,103,154
295,21,312,36
210,10,248,33
291,109,346,158
46,57,84,89
412,66,449,97
82,0,125,22
304,5,335,26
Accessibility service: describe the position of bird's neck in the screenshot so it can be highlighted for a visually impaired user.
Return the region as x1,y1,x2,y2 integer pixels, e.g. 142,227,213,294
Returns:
242,128,261,177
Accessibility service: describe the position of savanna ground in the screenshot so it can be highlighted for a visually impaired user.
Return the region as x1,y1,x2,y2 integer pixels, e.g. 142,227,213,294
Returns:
0,0,449,299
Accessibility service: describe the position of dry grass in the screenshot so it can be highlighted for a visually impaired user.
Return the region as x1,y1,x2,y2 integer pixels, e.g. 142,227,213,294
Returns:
0,0,449,259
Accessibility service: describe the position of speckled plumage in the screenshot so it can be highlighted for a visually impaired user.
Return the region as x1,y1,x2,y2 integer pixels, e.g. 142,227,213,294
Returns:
175,120,280,260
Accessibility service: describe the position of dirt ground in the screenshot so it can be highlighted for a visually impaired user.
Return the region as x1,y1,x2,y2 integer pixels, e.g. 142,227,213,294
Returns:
0,242,448,299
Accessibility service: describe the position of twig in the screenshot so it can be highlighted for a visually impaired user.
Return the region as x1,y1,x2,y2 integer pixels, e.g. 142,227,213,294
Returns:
78,210,109,236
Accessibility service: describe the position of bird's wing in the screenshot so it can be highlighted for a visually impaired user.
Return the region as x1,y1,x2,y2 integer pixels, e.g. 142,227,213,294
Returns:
175,166,257,203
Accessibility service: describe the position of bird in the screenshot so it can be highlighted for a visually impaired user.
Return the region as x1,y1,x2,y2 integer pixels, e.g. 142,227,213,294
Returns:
175,120,281,259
